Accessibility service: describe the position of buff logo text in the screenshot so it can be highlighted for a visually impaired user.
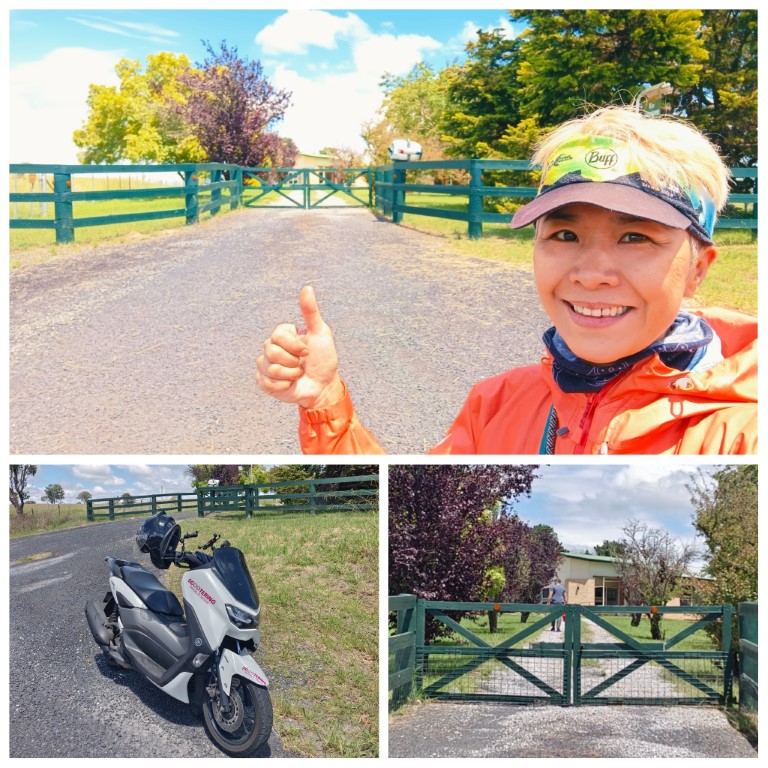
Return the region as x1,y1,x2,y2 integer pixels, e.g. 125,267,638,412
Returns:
584,149,618,169
189,579,216,605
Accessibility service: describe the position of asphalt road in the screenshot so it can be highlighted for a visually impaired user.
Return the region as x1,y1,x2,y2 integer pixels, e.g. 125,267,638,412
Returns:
8,517,292,758
9,207,548,454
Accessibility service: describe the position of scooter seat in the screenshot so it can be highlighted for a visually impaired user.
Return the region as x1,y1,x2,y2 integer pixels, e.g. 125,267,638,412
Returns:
120,565,184,618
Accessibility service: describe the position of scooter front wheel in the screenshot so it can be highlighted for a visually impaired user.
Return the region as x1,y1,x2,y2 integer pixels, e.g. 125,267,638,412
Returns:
202,676,273,756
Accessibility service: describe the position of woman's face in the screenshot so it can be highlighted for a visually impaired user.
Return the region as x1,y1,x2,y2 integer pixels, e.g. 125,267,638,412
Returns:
533,204,716,364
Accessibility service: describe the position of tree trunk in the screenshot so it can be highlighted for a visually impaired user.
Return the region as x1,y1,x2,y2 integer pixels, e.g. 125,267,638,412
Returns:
487,610,498,633
649,613,663,640
520,611,530,623
630,612,642,627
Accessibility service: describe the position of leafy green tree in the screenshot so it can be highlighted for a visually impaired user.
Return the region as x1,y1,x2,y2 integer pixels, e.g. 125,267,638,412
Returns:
594,540,625,557
510,9,707,128
439,28,524,159
682,10,757,171
688,465,757,650
120,492,135,506
76,490,92,504
9,465,37,516
74,52,206,164
42,483,65,505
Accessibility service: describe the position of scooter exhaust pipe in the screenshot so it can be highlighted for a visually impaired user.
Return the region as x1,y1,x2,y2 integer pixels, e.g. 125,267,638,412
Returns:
85,600,112,649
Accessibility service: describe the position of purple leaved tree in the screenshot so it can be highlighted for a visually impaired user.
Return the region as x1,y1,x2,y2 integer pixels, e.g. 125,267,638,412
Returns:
389,465,560,640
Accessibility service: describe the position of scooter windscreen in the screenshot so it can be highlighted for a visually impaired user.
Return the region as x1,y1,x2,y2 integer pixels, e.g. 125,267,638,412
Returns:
213,546,260,610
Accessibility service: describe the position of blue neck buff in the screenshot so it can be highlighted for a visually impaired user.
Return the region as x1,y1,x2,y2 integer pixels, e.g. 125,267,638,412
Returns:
543,311,716,394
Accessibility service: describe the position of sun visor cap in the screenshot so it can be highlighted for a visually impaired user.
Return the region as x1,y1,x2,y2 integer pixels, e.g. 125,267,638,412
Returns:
510,136,716,244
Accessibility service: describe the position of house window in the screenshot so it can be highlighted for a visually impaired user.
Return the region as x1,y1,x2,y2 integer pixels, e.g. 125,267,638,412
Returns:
594,577,622,605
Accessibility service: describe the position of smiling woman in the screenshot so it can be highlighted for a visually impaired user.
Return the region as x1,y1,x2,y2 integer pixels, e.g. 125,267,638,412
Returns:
255,105,756,455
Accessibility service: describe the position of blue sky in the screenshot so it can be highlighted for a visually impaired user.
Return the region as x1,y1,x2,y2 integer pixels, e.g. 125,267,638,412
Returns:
23,464,197,505
8,4,521,163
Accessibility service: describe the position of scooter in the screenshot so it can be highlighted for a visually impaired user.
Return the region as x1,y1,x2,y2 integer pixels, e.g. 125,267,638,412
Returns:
85,512,273,756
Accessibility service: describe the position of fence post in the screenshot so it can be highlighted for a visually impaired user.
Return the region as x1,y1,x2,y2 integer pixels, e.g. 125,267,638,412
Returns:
392,166,405,224
308,481,317,514
86,499,93,521
414,598,426,691
108,499,115,520
722,603,735,704
231,167,242,210
53,171,74,244
211,168,222,216
177,494,182,514
468,159,483,240
197,491,205,517
185,170,199,225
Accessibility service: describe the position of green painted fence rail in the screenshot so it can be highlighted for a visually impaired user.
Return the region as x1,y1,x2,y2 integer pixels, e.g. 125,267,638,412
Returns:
11,161,756,244
738,601,758,712
196,475,379,517
374,160,758,240
85,474,378,521
9,162,241,244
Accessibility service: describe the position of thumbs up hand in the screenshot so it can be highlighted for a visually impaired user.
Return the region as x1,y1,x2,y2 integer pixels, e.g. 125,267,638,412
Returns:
256,286,344,409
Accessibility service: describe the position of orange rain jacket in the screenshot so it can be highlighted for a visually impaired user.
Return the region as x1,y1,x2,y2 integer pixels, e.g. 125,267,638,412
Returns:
297,307,757,455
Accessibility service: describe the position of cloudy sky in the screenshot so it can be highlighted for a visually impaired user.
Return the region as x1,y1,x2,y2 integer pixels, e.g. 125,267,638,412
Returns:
23,464,196,505
8,4,520,163
512,463,726,561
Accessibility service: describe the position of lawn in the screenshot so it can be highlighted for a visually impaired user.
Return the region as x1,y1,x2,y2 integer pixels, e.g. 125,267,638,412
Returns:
167,510,379,758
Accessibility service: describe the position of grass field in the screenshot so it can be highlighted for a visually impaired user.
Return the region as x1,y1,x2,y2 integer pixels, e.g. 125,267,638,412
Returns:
167,510,379,758
9,503,91,537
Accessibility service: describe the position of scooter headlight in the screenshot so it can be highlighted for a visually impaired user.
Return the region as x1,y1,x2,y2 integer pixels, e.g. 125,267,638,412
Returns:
226,603,260,629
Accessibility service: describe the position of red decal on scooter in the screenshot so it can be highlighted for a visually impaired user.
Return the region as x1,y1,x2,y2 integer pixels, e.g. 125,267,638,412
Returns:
189,579,216,605
241,665,267,686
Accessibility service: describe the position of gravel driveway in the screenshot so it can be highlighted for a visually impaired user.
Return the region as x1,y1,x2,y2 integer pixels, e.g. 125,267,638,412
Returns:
388,700,757,758
9,207,548,454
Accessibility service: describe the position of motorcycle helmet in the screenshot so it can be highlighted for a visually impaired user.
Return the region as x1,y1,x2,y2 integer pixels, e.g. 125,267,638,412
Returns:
136,513,181,569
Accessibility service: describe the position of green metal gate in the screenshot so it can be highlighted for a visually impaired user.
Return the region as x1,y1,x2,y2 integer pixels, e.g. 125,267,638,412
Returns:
242,167,372,209
572,605,733,706
396,599,734,707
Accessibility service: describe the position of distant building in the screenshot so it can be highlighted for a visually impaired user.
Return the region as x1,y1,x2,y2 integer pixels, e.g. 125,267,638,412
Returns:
542,552,712,616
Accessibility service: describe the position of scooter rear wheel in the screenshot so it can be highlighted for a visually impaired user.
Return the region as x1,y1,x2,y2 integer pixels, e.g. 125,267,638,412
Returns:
202,676,273,756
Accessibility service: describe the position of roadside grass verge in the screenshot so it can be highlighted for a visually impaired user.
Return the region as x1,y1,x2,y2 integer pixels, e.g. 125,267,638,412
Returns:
168,509,379,758
9,503,93,537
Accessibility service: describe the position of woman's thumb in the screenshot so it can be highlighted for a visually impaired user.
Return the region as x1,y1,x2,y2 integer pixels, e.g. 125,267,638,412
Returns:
299,285,325,335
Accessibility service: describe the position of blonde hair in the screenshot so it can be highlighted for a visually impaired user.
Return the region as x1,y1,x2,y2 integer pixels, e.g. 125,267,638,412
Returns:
532,106,731,212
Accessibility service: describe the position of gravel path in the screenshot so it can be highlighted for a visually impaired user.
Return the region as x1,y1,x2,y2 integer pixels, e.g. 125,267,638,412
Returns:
9,207,548,454
391,619,755,758
388,700,757,758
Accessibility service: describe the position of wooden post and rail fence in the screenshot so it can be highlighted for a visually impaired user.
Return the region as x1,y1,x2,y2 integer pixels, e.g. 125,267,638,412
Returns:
85,474,379,521
9,160,757,244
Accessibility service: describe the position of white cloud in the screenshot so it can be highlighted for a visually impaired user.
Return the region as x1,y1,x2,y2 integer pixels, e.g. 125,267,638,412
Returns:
72,465,126,486
266,11,442,153
10,47,121,163
255,9,368,55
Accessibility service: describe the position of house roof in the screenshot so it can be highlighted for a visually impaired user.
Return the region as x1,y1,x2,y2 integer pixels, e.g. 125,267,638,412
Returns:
562,551,617,564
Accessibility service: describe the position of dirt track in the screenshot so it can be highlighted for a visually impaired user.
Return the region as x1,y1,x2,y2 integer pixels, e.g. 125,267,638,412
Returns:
10,207,548,454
